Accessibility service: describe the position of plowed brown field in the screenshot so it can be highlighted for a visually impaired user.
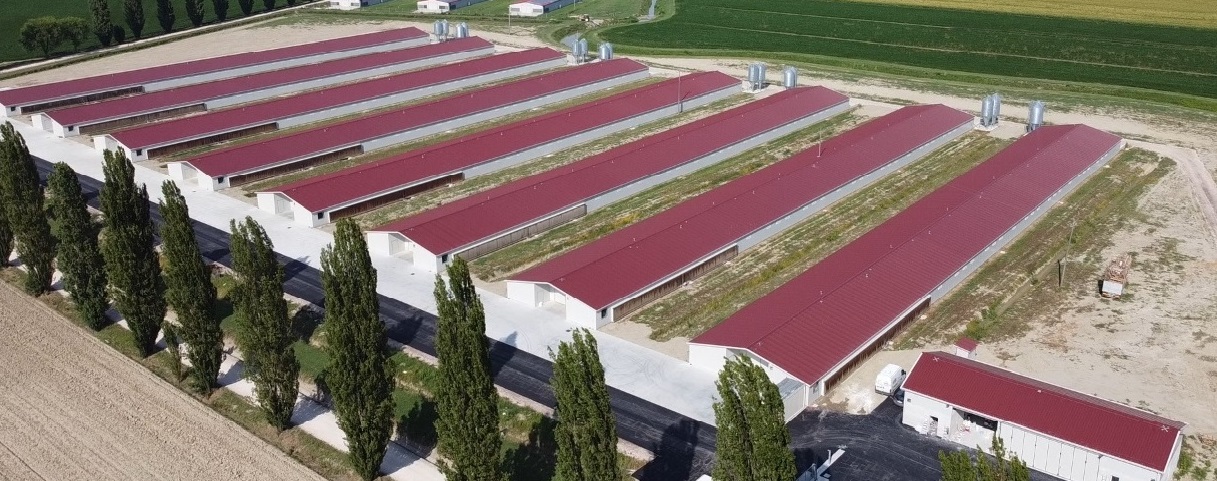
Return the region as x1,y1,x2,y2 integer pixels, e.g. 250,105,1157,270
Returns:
0,281,325,481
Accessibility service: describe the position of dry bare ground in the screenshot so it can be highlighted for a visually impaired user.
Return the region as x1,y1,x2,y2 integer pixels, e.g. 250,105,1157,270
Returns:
0,282,325,481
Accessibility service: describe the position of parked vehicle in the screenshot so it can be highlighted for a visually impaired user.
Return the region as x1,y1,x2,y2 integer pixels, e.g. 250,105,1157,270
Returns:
875,364,906,395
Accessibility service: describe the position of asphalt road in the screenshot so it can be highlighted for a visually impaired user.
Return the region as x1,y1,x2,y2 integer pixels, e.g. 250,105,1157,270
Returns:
37,157,1065,481
33,158,718,481
790,400,1063,481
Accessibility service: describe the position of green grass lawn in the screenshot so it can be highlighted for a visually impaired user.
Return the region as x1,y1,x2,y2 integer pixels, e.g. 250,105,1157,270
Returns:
0,0,282,62
601,0,1217,100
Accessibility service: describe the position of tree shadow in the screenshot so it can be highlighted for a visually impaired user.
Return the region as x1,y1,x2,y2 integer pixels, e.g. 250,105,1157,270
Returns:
488,331,518,379
634,418,703,481
502,416,557,481
291,304,324,343
394,397,439,458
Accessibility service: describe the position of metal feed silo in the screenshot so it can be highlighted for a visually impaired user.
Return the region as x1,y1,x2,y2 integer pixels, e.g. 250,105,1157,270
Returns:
455,22,469,38
746,64,758,87
782,66,797,88
599,42,614,61
1026,101,1045,133
578,38,589,63
754,63,767,90
433,21,444,39
980,96,993,127
992,93,1002,121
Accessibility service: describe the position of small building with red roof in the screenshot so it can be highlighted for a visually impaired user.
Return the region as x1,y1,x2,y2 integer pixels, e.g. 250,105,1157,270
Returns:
901,351,1184,481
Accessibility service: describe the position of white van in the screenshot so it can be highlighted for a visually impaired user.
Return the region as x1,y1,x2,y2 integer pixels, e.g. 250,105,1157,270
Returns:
874,364,906,395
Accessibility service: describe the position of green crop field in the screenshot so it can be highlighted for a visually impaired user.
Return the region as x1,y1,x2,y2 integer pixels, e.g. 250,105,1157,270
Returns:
601,0,1217,100
0,0,278,63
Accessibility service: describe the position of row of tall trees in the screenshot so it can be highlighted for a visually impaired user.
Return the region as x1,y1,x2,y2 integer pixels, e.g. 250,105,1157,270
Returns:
84,0,270,52
17,17,91,58
2,127,747,481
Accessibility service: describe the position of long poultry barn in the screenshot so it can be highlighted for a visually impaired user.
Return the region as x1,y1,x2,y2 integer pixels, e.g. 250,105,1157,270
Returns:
34,37,494,138
168,58,647,190
902,351,1185,481
257,71,742,228
691,124,1124,421
366,86,851,272
506,104,973,328
0,28,428,117
100,46,562,161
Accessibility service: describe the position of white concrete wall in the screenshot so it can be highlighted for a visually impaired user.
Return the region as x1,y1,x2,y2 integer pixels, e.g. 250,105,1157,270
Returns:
511,3,544,16
93,135,111,152
688,344,732,374
417,0,452,12
905,389,1169,481
167,162,224,190
506,281,543,306
412,244,443,272
367,232,407,257
31,113,50,131
583,99,850,211
256,192,279,214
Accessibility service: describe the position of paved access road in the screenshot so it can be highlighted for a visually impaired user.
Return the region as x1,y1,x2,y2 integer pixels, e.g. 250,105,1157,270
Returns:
790,400,1063,481
33,158,718,481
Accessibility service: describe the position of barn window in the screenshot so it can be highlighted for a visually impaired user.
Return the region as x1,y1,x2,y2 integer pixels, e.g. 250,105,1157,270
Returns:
135,149,143,156
599,308,607,319
316,212,324,220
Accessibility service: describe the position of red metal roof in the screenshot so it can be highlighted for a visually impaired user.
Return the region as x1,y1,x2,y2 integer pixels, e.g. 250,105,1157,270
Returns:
954,336,978,351
43,37,489,127
182,58,647,178
267,71,741,212
373,86,849,255
904,352,1184,471
0,28,426,108
512,105,972,309
693,125,1123,388
109,46,555,151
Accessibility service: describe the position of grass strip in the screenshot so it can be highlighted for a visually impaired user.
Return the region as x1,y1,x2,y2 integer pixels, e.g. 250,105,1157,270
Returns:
352,93,752,228
895,147,1173,346
468,110,865,281
627,132,1007,340
232,78,661,194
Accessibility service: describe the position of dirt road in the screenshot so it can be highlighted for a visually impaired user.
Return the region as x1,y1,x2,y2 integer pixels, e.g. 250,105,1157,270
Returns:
0,282,325,481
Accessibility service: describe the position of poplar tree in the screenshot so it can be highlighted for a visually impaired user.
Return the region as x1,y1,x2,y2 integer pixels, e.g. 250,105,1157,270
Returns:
47,163,110,330
551,329,618,481
434,256,502,481
156,0,176,33
212,0,230,21
237,0,254,17
185,0,206,27
160,181,221,394
124,0,145,38
262,0,277,12
711,356,796,481
322,219,393,481
100,149,165,357
230,217,299,430
89,0,114,45
0,198,11,266
0,123,55,295
939,438,1029,481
